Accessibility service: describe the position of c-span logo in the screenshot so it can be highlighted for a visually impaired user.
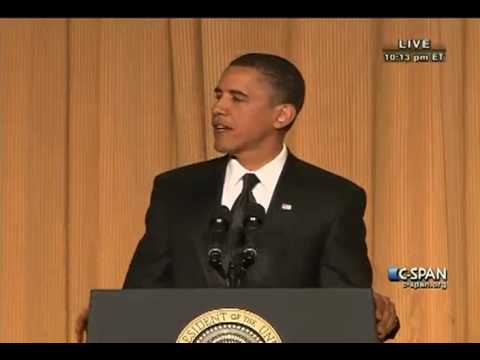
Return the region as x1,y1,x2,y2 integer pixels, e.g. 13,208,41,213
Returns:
176,308,282,343
388,266,448,289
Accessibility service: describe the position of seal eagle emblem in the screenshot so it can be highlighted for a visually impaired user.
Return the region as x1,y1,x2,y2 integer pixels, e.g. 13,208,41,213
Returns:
176,308,281,343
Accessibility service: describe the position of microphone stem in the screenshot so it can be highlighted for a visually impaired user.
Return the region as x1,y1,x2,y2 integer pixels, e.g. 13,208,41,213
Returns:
228,263,236,288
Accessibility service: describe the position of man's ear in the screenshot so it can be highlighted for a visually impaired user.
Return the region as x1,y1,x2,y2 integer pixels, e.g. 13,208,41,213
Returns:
273,104,296,130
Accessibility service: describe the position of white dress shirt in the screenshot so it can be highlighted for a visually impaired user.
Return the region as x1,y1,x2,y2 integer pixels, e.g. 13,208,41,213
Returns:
221,144,288,213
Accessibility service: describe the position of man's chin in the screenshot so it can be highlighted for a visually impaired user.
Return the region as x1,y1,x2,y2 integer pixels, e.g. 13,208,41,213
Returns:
213,142,234,155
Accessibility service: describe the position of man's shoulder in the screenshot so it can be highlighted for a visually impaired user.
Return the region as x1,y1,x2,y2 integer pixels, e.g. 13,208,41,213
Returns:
291,154,366,200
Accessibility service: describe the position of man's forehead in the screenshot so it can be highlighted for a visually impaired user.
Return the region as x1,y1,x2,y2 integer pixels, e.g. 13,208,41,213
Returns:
216,66,269,91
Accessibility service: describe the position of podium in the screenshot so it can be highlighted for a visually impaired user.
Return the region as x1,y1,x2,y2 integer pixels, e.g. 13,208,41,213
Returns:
87,288,378,343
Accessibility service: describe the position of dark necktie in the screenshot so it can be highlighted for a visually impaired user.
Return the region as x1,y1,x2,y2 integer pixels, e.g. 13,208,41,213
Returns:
230,173,260,231
226,173,260,259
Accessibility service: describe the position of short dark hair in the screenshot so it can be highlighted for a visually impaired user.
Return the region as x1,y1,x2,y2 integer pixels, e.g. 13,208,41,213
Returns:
229,53,305,124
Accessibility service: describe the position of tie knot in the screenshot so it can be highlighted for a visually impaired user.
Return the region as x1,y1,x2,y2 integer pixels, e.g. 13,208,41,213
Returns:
242,173,259,193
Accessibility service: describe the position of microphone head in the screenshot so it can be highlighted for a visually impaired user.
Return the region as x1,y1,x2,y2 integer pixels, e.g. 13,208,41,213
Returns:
243,203,266,228
210,205,232,231
208,248,223,264
241,248,257,268
242,248,257,259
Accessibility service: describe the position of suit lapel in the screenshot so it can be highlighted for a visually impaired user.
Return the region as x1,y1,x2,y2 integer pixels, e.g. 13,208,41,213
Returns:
266,150,299,217
245,151,303,286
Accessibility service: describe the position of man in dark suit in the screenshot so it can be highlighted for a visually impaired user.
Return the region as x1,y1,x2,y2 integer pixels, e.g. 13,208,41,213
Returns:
122,53,399,338
123,146,372,289
76,53,399,341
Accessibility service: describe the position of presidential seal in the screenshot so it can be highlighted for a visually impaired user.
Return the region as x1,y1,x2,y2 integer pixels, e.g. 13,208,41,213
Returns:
176,308,282,343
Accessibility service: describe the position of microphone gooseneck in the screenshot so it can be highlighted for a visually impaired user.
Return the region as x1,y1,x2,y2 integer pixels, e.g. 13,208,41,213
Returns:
207,206,231,284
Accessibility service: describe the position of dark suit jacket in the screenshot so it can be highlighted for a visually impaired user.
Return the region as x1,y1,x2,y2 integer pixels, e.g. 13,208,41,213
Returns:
124,150,372,289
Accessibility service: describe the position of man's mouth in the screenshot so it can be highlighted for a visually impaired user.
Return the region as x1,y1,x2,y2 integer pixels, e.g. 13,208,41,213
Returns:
213,124,233,132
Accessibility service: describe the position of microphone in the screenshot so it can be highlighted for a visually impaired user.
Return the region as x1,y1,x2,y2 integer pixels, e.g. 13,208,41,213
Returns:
240,202,266,269
207,206,231,280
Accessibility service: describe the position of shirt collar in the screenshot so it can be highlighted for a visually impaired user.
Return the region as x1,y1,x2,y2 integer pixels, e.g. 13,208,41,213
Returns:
226,144,288,191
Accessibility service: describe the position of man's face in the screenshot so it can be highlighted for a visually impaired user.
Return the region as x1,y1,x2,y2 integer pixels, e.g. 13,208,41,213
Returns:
211,66,280,155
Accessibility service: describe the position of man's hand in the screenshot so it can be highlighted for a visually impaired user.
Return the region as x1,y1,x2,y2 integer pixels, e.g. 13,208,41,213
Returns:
373,291,399,341
75,307,89,343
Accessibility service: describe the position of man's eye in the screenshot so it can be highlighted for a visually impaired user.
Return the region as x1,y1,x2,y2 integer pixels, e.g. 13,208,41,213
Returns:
232,96,243,102
215,93,221,100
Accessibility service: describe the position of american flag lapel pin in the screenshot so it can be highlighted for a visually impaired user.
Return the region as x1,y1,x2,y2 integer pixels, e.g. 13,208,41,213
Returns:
281,203,293,211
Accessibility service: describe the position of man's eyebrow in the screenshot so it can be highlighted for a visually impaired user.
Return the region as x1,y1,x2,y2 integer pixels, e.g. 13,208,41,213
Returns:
214,87,248,98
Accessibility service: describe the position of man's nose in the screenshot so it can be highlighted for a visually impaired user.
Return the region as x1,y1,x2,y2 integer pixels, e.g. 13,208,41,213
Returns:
212,98,228,116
